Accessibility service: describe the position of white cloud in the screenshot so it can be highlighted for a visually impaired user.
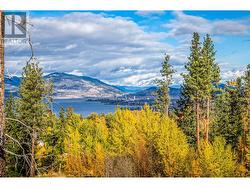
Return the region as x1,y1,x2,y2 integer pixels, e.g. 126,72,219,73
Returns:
5,12,180,86
67,70,83,76
164,11,250,37
4,11,249,86
221,70,244,81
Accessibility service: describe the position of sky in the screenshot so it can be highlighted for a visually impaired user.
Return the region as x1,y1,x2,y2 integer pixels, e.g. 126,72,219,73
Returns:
4,11,250,86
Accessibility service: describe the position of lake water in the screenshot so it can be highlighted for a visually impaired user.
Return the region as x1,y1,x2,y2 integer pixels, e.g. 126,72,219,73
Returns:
52,98,138,117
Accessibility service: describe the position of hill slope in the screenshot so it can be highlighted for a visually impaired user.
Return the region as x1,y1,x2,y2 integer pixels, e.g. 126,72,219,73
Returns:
44,72,123,99
5,73,124,99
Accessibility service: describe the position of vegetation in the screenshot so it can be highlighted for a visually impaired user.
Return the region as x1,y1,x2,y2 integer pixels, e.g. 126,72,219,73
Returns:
2,32,250,177
154,54,175,116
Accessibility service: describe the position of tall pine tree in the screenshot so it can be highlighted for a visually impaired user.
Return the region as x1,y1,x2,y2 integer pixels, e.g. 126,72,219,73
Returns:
17,60,50,176
241,64,250,172
201,34,220,142
180,32,207,149
154,54,175,116
177,33,220,148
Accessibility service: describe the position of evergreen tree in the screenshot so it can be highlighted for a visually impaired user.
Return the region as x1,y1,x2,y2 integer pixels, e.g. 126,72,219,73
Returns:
240,64,250,173
154,54,175,116
17,60,50,176
177,33,220,148
36,111,58,175
212,89,231,139
4,93,21,176
180,32,207,149
176,83,196,145
5,93,16,120
243,65,250,138
212,79,244,148
201,34,220,142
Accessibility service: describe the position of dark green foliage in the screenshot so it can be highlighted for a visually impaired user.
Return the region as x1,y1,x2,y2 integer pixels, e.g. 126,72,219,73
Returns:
177,32,203,146
238,64,250,172
4,93,22,176
154,54,175,115
18,62,48,129
243,64,250,133
201,34,220,89
212,79,245,148
177,33,221,146
7,61,51,176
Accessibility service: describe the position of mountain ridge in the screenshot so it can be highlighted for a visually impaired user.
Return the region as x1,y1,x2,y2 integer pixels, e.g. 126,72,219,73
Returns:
4,72,227,100
4,72,184,99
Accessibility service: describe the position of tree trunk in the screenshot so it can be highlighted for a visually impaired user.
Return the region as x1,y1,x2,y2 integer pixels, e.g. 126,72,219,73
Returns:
166,105,169,117
30,130,36,177
195,100,200,150
0,11,5,177
205,98,210,142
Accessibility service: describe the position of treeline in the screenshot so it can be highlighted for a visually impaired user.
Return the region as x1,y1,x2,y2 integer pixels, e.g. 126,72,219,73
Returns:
3,32,250,177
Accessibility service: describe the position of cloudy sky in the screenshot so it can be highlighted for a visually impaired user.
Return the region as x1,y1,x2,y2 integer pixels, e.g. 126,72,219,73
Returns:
5,11,250,86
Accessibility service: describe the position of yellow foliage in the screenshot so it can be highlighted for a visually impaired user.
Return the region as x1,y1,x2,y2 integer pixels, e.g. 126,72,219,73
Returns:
63,113,108,177
199,137,236,177
108,108,139,156
94,143,105,177
155,117,189,177
190,160,201,177
64,126,88,176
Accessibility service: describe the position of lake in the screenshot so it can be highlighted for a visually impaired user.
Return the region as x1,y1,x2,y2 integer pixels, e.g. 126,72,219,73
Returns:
52,98,140,117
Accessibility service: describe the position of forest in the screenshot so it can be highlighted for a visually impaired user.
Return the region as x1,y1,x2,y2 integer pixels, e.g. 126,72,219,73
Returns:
1,32,250,177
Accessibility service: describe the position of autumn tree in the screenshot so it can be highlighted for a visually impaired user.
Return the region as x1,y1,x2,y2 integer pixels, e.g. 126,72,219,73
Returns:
64,125,85,176
198,137,236,177
155,117,189,177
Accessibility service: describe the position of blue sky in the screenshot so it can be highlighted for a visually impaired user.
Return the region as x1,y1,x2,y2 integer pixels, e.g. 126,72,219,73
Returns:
5,11,250,86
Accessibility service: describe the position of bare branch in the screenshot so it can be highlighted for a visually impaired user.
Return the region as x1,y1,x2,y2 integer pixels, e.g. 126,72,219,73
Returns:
5,117,40,133
5,133,41,176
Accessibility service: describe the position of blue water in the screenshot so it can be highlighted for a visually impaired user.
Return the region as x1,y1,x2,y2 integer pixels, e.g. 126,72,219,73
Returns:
52,98,134,117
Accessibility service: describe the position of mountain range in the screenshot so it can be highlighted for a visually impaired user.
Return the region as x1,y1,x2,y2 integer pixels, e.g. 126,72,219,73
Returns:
5,72,182,99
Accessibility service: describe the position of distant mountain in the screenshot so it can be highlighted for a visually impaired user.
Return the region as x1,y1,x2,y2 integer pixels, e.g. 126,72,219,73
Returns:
132,86,157,97
4,73,182,99
44,72,124,99
4,73,124,99
4,73,228,100
126,86,181,99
